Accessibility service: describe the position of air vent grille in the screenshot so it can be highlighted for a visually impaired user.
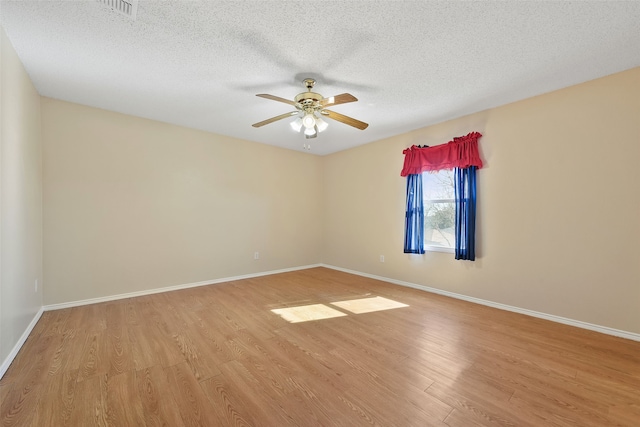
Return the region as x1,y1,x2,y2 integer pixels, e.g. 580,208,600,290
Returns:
96,0,138,20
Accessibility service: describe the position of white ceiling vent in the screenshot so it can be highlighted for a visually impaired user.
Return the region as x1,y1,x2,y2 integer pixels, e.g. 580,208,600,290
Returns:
96,0,138,20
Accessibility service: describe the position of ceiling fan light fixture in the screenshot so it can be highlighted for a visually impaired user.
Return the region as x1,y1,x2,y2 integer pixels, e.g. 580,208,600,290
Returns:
315,117,328,132
290,117,303,132
302,113,316,129
304,126,317,137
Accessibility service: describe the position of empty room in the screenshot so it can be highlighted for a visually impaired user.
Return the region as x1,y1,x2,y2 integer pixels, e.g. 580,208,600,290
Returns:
1,1,639,426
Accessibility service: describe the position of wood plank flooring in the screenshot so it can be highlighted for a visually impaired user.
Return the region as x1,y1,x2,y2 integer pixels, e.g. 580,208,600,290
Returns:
1,267,639,426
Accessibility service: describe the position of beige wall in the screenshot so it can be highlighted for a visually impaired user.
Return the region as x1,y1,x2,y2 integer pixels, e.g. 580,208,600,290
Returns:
0,28,43,364
21,44,640,337
323,67,640,334
42,99,323,305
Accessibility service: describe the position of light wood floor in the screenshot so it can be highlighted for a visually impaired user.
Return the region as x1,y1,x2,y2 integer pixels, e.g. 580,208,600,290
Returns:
1,268,639,426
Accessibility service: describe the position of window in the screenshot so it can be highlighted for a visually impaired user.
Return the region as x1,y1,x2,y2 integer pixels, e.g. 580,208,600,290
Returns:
401,132,482,260
423,170,455,252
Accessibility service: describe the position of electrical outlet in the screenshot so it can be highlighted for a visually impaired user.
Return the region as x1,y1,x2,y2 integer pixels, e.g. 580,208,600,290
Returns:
254,251,260,260
379,255,385,263
35,279,38,292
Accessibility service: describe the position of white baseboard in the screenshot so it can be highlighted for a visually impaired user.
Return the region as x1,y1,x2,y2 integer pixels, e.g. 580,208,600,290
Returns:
1,307,45,379
321,264,640,342
44,264,322,311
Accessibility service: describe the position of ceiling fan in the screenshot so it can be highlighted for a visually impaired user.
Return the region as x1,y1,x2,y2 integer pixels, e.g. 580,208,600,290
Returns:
252,78,368,139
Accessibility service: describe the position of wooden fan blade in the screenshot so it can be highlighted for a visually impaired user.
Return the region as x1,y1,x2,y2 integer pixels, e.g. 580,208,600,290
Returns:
252,111,298,128
322,109,369,130
256,94,299,107
320,93,358,107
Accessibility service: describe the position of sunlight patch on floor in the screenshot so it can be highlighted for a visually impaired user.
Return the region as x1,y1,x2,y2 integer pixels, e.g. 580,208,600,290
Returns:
330,296,409,314
271,304,347,323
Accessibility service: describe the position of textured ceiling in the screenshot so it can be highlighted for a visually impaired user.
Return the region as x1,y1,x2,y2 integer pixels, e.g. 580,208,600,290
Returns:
2,1,639,155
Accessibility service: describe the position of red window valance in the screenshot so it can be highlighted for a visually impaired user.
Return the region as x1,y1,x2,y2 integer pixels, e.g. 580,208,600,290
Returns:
400,132,483,176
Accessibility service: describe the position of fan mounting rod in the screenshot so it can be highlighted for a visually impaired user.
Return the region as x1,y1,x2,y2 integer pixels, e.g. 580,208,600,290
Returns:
303,78,316,90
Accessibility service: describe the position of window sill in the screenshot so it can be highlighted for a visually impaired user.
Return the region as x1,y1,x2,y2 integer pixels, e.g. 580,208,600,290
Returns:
425,245,454,254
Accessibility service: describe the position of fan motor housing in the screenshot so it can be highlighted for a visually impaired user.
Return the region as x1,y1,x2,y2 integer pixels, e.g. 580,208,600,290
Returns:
295,92,323,106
